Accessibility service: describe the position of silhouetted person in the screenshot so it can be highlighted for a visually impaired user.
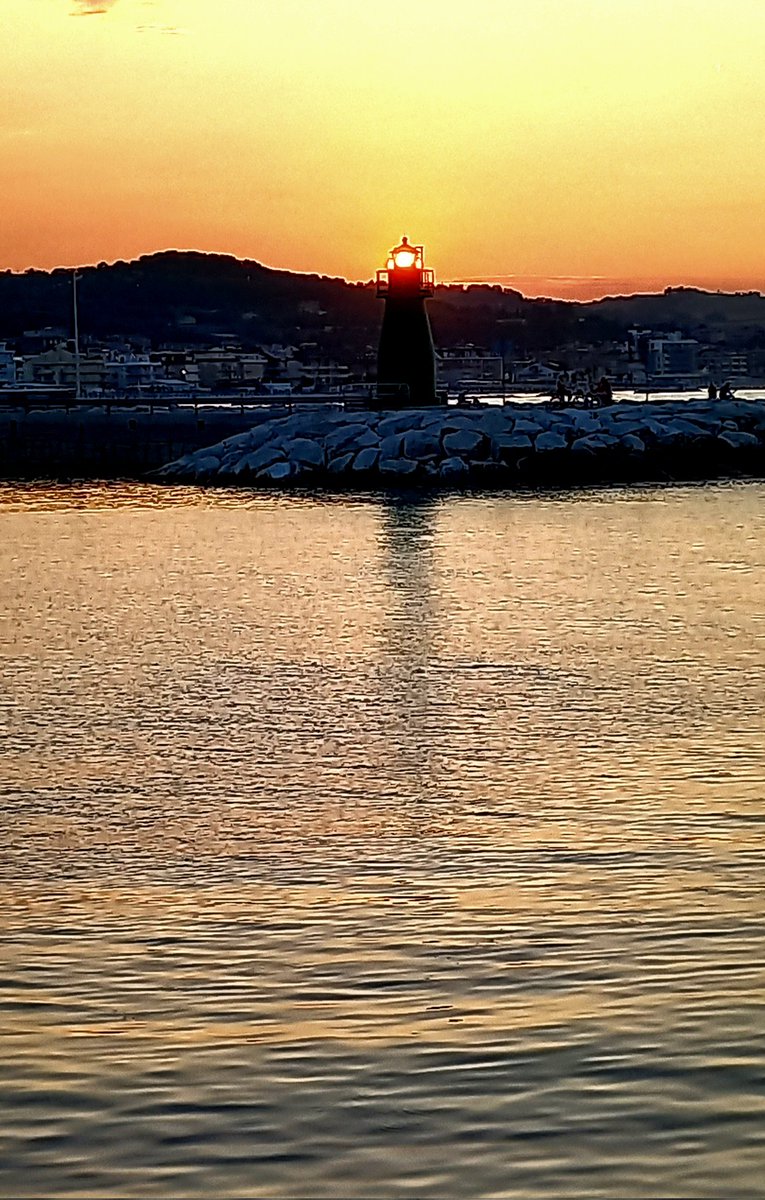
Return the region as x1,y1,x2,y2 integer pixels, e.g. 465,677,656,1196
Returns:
553,374,567,405
720,381,734,401
708,382,718,400
594,375,612,406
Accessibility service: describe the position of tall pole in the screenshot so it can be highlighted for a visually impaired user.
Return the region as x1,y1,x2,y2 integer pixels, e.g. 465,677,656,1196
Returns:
72,271,82,402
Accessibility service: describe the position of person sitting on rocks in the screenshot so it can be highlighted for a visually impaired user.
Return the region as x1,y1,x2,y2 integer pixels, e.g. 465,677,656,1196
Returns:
708,382,718,400
719,381,734,401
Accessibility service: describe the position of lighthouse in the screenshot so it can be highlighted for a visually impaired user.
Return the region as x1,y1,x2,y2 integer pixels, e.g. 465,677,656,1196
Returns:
376,236,437,408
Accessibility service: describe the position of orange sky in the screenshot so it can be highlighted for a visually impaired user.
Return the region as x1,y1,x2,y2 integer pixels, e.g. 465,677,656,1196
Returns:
4,0,765,299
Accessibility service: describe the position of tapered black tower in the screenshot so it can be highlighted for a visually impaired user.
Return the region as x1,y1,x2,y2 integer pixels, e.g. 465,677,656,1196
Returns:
376,236,436,408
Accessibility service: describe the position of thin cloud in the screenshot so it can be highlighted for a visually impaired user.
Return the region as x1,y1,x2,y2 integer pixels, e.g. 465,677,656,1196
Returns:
71,0,119,14
136,24,186,35
69,1,184,34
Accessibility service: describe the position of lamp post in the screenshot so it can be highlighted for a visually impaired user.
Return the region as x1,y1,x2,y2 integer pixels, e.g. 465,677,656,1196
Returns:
376,236,436,408
72,271,82,402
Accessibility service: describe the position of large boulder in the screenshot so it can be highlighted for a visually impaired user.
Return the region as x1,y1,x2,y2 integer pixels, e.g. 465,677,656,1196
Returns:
402,428,442,460
719,429,760,449
475,407,513,436
284,437,325,468
247,442,285,473
379,432,406,458
378,411,426,438
193,455,221,481
352,447,380,472
620,433,646,454
443,428,486,459
379,456,418,477
245,421,280,450
258,460,293,481
511,418,543,436
326,451,355,474
439,456,469,479
534,430,569,452
325,423,376,453
492,433,533,463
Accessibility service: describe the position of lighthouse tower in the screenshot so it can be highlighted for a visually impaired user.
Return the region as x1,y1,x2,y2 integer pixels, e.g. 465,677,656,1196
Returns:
376,236,437,408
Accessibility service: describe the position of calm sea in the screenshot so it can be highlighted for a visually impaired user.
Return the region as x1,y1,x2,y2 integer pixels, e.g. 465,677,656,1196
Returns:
1,482,764,1199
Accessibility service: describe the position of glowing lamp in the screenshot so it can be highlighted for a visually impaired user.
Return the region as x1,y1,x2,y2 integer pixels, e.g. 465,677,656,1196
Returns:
376,236,435,298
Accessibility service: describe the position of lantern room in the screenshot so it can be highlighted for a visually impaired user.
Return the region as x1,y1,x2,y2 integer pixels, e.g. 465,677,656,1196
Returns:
376,236,435,298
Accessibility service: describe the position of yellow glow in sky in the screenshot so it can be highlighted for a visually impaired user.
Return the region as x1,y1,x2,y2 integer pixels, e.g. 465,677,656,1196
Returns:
4,0,765,297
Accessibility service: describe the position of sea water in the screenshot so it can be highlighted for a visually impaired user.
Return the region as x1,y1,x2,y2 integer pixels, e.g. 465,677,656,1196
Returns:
1,481,764,1198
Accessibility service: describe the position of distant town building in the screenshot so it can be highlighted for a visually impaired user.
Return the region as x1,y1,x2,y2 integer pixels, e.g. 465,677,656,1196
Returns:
0,343,17,385
102,352,160,392
194,349,267,390
646,334,699,377
436,345,503,389
20,343,103,391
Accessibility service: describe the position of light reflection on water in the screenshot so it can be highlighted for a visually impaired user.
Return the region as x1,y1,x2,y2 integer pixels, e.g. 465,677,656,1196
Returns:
1,481,764,1198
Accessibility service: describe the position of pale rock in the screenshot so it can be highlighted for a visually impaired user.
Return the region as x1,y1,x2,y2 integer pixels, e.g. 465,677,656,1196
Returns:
284,437,325,467
492,433,531,460
534,430,568,452
403,429,441,460
378,412,424,438
443,428,485,458
281,410,348,440
193,455,221,480
620,433,646,453
325,423,375,453
245,423,278,450
327,451,355,473
379,432,406,458
352,447,380,472
571,436,604,455
379,456,418,476
258,460,293,480
476,408,513,435
247,442,286,472
439,456,469,478
719,430,759,449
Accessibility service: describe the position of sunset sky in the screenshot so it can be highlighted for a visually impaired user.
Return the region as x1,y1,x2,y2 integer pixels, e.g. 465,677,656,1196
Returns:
4,0,765,298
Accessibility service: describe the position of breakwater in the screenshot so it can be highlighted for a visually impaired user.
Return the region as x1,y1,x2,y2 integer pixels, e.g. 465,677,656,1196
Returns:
156,398,765,487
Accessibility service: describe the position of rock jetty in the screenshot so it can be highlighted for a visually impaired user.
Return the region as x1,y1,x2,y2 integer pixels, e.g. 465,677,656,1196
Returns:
155,398,765,488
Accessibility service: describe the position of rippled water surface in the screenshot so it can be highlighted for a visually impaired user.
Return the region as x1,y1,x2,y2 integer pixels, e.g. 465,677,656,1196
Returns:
2,481,764,1198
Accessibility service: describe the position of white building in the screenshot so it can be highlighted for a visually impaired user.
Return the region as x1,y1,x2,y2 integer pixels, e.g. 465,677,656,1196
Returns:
437,345,503,389
102,352,161,392
0,343,16,385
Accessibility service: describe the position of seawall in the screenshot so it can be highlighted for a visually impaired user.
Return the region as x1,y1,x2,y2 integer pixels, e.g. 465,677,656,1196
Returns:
0,405,287,479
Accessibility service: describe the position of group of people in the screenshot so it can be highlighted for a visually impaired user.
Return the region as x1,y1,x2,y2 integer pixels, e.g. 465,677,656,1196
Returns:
551,371,613,409
708,381,735,400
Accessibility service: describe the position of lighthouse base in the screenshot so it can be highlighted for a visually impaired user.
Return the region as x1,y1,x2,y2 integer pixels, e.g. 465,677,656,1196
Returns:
377,297,437,408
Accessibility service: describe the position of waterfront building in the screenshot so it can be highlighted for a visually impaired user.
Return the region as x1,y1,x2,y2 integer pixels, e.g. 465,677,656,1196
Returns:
0,343,17,385
436,345,503,390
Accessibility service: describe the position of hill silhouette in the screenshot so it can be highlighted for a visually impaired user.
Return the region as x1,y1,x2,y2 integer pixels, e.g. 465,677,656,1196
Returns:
1,252,764,357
